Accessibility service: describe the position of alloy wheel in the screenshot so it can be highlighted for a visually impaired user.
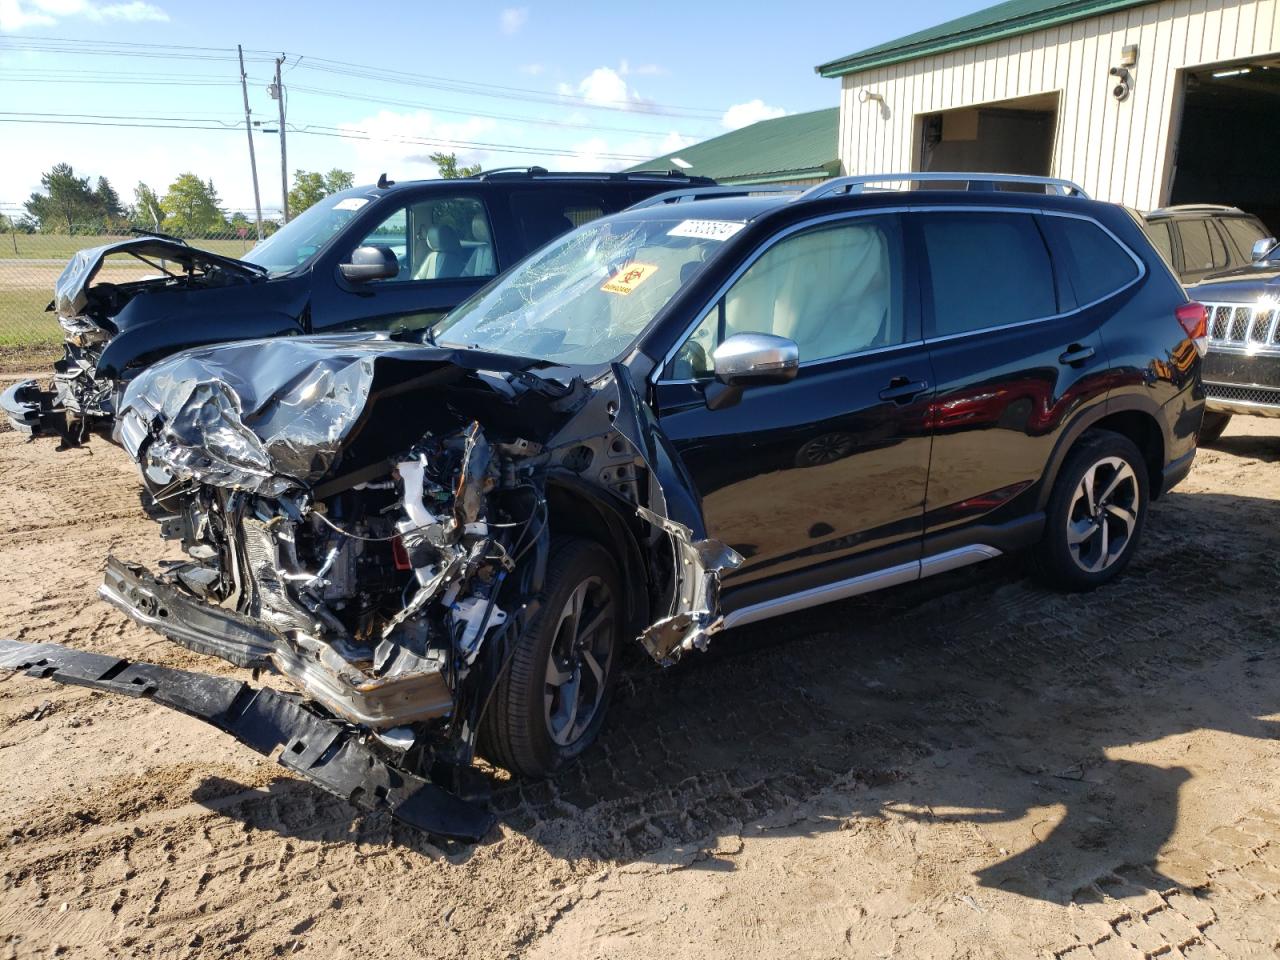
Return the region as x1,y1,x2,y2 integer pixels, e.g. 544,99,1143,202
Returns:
1066,456,1141,574
543,575,616,748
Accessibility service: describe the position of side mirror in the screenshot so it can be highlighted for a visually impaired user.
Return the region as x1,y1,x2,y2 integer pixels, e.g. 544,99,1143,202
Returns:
1251,237,1277,262
340,244,400,282
712,332,800,386
704,333,799,411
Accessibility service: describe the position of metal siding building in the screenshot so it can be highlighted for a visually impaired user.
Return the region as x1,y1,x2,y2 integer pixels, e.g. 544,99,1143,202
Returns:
819,0,1280,222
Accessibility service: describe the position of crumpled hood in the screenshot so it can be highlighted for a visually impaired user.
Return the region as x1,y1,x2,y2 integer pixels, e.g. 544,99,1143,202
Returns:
115,335,551,497
55,236,266,319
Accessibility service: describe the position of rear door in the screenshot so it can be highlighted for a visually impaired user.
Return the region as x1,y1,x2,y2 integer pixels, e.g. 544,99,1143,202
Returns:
917,208,1131,550
652,213,933,588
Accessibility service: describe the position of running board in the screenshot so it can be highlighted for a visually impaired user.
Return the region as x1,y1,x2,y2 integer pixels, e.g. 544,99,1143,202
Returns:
0,638,496,842
720,544,1003,631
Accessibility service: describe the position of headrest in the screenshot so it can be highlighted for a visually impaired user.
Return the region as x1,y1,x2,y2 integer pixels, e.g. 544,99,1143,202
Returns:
426,224,461,252
471,213,491,244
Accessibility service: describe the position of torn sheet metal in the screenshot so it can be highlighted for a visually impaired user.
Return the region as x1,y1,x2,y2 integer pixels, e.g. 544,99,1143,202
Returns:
114,337,545,497
0,638,495,842
609,364,743,662
55,237,265,319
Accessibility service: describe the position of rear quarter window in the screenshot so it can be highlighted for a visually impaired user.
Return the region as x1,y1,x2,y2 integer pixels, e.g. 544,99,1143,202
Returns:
1042,216,1140,306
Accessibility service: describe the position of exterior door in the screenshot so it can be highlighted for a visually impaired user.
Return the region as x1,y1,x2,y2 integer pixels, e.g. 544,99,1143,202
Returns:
916,209,1127,544
652,213,933,588
313,191,497,334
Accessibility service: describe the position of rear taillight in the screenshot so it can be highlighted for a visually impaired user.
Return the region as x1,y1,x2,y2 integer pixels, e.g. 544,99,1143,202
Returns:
1176,301,1208,357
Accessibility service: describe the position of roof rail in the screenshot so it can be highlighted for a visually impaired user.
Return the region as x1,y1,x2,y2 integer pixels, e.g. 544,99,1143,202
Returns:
628,184,802,210
1147,203,1244,216
800,172,1089,200
476,166,550,179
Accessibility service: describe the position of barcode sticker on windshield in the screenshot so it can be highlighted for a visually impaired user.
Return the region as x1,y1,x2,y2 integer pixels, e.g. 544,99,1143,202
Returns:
334,197,370,211
601,262,659,296
667,219,746,241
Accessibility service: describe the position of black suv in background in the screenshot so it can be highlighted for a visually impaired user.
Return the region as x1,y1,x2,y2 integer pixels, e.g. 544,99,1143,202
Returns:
3,173,1206,840
1140,203,1272,285
1186,236,1280,441
2,168,711,440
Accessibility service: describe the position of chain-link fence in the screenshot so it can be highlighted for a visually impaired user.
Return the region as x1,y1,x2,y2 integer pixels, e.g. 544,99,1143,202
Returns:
0,227,258,370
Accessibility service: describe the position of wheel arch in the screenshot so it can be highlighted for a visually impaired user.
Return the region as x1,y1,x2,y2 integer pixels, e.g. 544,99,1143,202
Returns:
543,472,652,639
1037,396,1169,510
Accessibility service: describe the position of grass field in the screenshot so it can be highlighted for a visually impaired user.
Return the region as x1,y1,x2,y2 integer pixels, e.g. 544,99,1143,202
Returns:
1,232,255,260
0,288,57,348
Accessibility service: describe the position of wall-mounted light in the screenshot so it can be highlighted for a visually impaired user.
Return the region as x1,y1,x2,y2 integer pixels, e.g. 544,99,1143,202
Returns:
1109,66,1132,101
858,89,885,105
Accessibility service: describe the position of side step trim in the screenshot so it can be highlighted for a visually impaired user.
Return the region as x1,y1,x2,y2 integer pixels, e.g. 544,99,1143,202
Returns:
720,544,1003,631
0,638,495,842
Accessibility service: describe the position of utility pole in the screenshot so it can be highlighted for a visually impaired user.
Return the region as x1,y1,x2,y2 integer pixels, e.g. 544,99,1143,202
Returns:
237,43,264,241
270,55,289,223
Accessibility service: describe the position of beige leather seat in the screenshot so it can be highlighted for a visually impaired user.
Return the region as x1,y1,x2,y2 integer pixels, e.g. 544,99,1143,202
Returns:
464,213,496,277
413,225,467,280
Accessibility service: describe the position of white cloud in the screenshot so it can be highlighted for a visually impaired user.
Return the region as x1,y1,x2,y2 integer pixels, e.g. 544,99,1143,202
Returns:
559,65,652,112
721,99,787,131
547,129,695,174
338,109,498,180
0,0,166,28
499,6,527,34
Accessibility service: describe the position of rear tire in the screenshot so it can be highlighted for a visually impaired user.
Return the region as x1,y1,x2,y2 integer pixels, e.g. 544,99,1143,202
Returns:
1034,430,1149,591
478,537,621,778
1197,411,1232,446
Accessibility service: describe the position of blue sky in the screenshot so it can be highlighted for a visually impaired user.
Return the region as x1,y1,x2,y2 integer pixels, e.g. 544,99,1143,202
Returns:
0,0,983,217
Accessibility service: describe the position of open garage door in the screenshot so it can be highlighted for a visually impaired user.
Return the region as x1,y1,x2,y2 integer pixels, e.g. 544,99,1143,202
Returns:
918,93,1058,183
1170,62,1280,233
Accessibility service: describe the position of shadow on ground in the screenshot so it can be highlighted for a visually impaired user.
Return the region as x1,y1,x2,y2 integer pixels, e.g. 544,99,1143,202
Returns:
193,489,1280,905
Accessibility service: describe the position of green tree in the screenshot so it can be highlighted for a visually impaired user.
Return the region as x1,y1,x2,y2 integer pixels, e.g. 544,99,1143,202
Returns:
288,168,356,216
429,152,482,179
160,174,226,236
94,177,125,227
133,182,165,230
323,168,354,193
24,163,99,234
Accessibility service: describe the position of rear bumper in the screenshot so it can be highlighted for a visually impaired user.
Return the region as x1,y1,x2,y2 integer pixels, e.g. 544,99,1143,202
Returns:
99,557,455,729
0,637,494,841
1,378,60,435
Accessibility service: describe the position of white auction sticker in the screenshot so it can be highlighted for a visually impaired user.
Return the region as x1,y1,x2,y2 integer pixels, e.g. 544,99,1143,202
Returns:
667,219,746,241
334,197,370,211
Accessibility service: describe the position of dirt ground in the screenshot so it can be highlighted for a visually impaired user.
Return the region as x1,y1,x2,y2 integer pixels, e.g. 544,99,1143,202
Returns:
1,413,1279,960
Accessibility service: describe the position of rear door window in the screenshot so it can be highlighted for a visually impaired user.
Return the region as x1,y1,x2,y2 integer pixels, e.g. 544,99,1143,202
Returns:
509,189,608,253
1040,215,1139,306
918,212,1057,338
1176,218,1229,274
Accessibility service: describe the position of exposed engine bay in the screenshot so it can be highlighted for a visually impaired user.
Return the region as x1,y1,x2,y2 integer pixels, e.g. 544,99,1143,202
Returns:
92,336,740,821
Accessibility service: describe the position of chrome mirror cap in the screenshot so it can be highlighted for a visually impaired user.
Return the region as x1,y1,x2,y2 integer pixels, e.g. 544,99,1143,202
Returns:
1251,237,1277,261
711,333,800,387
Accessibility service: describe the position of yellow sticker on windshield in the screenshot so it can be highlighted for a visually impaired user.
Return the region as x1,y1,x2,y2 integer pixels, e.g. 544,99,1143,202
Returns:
601,262,659,296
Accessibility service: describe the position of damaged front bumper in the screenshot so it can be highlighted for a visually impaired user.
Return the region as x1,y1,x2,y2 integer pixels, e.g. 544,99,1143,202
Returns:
1,379,59,436
0,637,494,841
99,557,455,729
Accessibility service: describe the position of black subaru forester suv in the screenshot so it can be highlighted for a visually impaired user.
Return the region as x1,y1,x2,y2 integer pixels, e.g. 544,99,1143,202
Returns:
2,173,1206,840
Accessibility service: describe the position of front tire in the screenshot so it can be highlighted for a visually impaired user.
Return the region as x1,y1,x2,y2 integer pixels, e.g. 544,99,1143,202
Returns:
1198,411,1232,446
1034,430,1149,591
478,537,621,778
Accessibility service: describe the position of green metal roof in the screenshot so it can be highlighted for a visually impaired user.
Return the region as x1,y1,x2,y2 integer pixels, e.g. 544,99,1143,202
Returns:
626,108,840,184
817,0,1158,77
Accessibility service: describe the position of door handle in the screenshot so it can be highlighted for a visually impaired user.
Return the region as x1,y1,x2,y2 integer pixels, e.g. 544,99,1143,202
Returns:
1058,344,1096,366
879,377,929,403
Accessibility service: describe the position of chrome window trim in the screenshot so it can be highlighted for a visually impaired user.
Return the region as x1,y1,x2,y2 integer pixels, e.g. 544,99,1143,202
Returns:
651,204,1148,384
